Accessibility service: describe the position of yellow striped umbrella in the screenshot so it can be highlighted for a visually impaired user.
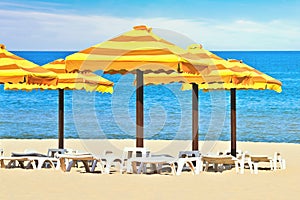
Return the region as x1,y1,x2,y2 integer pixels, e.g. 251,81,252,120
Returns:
65,25,201,75
65,25,210,147
5,59,114,148
0,44,57,85
6,59,114,93
143,44,282,154
144,44,282,92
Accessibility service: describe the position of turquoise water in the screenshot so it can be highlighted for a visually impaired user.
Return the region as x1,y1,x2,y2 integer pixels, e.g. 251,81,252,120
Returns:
0,51,299,143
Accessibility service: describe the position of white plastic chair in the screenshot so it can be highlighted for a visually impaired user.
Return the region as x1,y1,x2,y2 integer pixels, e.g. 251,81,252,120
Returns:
120,147,149,174
177,151,201,173
273,152,286,170
91,150,122,174
170,156,202,175
234,151,250,174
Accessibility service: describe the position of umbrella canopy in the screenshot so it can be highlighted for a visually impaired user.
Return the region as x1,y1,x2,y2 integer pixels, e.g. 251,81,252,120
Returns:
144,44,282,92
0,44,58,85
65,25,201,75
143,44,282,154
5,59,114,93
65,25,210,147
5,59,114,148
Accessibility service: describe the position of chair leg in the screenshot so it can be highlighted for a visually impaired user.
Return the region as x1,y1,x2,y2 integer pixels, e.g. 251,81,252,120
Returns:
235,160,245,174
66,160,74,172
213,163,218,172
253,162,259,174
170,163,176,175
55,159,60,170
269,160,273,171
176,160,185,175
91,160,97,172
104,162,111,174
204,162,209,171
37,158,50,170
186,161,195,175
156,163,163,174
126,161,132,173
138,162,147,174
240,161,245,174
194,158,201,175
282,159,286,170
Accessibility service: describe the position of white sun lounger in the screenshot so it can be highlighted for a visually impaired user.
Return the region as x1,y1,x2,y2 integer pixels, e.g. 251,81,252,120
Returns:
0,156,36,169
57,154,104,173
129,155,201,175
201,155,239,173
248,152,286,174
10,151,60,170
248,155,274,174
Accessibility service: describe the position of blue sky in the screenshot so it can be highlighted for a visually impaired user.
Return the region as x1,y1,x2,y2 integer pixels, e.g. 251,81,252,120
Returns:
1,0,299,50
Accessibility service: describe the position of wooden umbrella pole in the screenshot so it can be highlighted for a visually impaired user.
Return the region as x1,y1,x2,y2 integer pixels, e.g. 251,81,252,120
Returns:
192,83,199,150
230,88,237,157
58,89,64,149
136,70,144,147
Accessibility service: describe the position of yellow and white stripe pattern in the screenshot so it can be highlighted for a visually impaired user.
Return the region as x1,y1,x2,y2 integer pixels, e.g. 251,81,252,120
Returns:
0,44,58,85
143,44,282,93
5,59,114,93
65,25,204,75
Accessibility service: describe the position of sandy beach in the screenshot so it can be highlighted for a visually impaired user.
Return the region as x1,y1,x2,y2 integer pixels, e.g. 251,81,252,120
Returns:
0,139,299,200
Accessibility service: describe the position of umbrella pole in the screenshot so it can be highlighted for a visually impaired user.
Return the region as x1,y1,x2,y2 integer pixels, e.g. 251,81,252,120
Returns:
58,89,64,149
192,83,199,151
136,70,144,147
230,88,237,157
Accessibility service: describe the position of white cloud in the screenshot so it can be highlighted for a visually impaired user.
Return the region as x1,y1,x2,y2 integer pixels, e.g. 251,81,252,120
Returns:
0,9,299,50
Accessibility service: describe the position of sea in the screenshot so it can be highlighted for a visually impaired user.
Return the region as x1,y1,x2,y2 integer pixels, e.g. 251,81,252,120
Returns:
0,51,299,144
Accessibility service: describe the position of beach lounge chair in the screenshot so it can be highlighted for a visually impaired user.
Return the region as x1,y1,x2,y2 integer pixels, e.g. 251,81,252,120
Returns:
129,154,201,176
0,156,36,169
129,155,175,174
11,151,60,170
248,155,273,174
57,153,104,173
201,155,239,173
248,152,286,174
